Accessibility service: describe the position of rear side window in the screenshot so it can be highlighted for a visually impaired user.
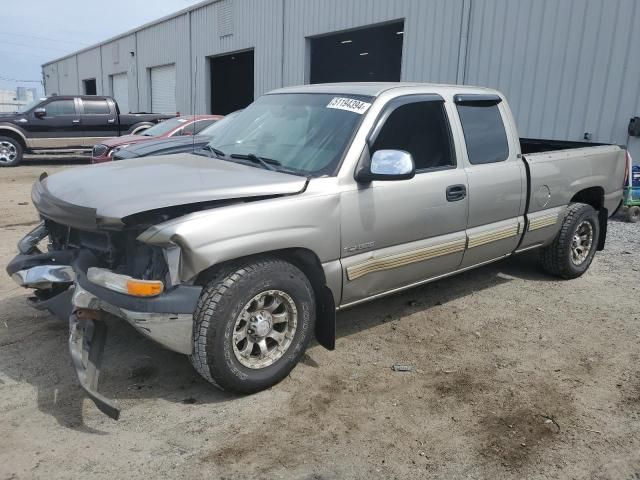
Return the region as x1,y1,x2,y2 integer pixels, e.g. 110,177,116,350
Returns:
457,104,509,164
194,120,216,133
181,119,217,135
371,101,455,171
83,99,110,115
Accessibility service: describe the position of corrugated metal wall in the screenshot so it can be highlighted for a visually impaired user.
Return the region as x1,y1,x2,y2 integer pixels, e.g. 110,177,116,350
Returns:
136,13,191,113
77,47,103,94
283,0,464,85
55,56,79,94
41,0,640,156
464,0,640,148
191,0,284,114
42,63,59,95
100,34,137,113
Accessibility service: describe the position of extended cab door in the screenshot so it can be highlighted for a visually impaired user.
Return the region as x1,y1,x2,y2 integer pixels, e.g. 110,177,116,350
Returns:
453,94,526,268
78,98,119,146
24,97,84,149
340,95,469,306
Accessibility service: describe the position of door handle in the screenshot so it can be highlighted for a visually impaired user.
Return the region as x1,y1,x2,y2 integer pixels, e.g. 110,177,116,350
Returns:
72,119,81,124
107,118,115,124
446,184,467,202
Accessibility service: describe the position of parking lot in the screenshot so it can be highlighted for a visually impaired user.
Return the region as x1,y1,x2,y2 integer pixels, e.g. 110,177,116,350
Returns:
0,162,639,479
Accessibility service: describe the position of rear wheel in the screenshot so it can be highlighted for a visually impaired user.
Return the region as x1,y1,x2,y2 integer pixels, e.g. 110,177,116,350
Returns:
540,203,600,279
0,136,23,167
190,257,316,394
626,206,640,223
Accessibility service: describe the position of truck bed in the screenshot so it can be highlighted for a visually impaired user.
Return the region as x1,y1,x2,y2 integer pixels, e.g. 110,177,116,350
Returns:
520,138,609,154
516,140,627,252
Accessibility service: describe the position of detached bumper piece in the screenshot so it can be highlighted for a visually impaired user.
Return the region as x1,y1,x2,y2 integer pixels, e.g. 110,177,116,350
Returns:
68,311,120,420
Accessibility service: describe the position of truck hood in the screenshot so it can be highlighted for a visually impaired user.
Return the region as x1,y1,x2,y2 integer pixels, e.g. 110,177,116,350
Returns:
32,154,308,229
100,134,154,148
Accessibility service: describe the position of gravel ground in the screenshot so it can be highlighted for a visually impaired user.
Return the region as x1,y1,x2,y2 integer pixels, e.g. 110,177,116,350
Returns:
0,164,639,480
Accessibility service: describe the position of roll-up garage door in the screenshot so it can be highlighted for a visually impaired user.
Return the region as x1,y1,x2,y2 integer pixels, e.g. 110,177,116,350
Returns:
150,64,176,114
111,73,129,113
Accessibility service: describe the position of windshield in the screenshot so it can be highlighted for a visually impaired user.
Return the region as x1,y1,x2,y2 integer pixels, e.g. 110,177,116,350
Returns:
199,110,241,137
205,93,372,176
141,117,189,136
17,98,44,113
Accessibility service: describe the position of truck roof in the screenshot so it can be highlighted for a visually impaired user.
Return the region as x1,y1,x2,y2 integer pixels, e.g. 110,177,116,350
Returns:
269,82,500,98
44,95,114,101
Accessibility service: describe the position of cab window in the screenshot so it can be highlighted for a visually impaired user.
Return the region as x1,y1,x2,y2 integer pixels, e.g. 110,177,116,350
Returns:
83,99,110,115
457,103,509,164
371,101,456,171
44,99,76,116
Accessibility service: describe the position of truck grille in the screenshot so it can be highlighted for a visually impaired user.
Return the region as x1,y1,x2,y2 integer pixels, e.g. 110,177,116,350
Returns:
44,220,167,281
92,144,108,157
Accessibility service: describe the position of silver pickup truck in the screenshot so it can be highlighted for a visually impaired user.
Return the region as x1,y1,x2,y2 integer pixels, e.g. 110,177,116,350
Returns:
7,83,627,419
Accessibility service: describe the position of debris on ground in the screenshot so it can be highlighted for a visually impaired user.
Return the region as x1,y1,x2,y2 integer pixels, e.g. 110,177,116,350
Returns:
392,364,414,372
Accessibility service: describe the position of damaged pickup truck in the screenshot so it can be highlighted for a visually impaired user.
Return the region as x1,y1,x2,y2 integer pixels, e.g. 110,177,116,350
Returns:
7,83,628,419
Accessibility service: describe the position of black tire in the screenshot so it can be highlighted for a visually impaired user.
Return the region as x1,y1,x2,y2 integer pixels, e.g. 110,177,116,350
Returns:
0,136,23,167
626,206,640,223
190,257,316,394
540,203,600,279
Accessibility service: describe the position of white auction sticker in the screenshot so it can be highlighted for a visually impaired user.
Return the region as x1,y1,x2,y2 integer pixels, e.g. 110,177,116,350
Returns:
326,97,372,114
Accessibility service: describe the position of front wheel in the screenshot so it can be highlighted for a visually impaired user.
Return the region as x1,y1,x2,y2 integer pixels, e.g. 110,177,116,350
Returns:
540,203,600,279
190,257,316,394
0,136,23,167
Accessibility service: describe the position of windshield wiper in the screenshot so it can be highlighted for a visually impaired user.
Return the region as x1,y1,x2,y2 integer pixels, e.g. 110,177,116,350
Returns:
230,153,280,171
198,144,226,158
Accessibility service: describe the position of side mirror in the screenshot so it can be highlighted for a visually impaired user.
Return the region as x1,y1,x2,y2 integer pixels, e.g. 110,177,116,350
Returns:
34,108,46,119
355,149,415,183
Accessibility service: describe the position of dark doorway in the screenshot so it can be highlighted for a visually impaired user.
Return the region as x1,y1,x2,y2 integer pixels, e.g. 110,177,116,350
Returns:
83,79,97,95
310,21,404,84
210,49,254,115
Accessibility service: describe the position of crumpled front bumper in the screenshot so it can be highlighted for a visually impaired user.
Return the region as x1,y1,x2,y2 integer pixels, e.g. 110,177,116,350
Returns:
68,311,120,419
7,225,202,419
6,248,77,320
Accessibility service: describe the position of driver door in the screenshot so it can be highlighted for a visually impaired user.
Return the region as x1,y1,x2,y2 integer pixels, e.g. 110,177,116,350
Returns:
340,96,469,306
26,98,84,149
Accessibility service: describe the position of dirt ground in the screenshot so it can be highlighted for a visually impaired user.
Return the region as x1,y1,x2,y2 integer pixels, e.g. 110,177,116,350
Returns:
1,161,639,480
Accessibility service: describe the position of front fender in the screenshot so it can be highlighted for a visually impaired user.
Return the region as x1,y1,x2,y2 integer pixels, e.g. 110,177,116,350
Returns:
138,191,342,283
0,122,28,146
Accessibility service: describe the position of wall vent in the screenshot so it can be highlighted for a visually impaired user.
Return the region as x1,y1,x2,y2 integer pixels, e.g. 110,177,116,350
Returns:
217,0,234,37
113,43,120,64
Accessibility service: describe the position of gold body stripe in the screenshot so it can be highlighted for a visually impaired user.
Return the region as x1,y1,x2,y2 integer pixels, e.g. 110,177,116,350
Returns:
346,219,534,281
467,224,519,249
28,137,111,149
528,213,558,231
346,238,466,281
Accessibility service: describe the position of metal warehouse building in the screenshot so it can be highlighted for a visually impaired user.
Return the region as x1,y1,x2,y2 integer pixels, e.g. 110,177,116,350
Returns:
42,0,640,159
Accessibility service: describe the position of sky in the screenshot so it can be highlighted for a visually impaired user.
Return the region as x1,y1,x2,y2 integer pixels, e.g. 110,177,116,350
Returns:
0,0,204,95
